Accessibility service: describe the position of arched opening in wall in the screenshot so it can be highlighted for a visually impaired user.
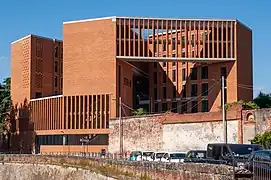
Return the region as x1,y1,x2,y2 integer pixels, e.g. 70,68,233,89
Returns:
246,113,254,122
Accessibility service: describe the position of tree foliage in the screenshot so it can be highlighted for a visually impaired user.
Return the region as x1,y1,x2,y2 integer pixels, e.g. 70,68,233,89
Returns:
0,77,11,131
253,92,271,109
224,100,259,110
133,108,147,116
251,131,271,149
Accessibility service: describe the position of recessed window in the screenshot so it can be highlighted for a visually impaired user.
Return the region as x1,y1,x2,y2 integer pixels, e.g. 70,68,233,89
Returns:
154,88,158,100
191,34,195,47
172,70,176,82
191,84,198,97
191,67,197,80
181,101,187,113
172,102,177,113
61,77,63,88
154,41,157,53
163,62,166,67
172,38,176,50
202,83,208,96
202,100,208,112
154,62,157,68
182,68,186,81
163,72,166,83
54,76,58,87
154,103,159,112
154,72,157,84
173,86,177,98
35,92,42,98
201,66,208,79
182,36,185,47
55,46,59,58
191,101,198,113
163,40,166,51
55,61,58,73
182,85,186,98
163,87,167,99
162,103,168,112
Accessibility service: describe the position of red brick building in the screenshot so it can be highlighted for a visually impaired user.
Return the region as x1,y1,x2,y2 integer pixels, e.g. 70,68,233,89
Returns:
10,16,253,154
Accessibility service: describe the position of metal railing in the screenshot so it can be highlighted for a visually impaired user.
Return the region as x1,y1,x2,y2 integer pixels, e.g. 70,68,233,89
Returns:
253,157,271,180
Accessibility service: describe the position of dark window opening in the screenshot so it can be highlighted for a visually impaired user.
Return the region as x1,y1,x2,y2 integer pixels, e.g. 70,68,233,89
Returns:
182,68,186,81
172,102,177,113
35,92,42,98
202,83,208,96
163,87,167,99
182,85,186,98
154,88,158,100
172,38,176,50
154,62,157,68
154,103,159,112
191,35,195,47
181,102,187,113
191,67,197,80
162,103,167,112
191,101,198,113
191,84,198,97
172,70,176,82
55,46,59,58
163,72,166,83
163,40,166,51
202,100,208,112
54,76,58,87
55,61,58,73
201,66,208,79
173,86,176,98
154,72,157,84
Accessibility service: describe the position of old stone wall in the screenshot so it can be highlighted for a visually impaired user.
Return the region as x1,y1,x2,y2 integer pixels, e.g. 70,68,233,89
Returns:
0,154,237,180
109,114,239,153
0,163,113,180
109,115,164,153
163,120,238,152
242,108,271,143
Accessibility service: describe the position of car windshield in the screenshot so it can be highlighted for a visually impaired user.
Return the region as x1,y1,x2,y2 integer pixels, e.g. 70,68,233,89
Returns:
156,153,165,158
170,153,186,159
229,145,262,157
143,152,153,156
131,151,141,156
195,152,206,158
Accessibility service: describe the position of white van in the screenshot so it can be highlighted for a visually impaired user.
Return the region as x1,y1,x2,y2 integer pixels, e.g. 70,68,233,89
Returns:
161,152,186,163
151,152,167,162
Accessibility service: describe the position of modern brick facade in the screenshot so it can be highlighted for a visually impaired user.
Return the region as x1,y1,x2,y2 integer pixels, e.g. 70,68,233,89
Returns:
10,16,253,154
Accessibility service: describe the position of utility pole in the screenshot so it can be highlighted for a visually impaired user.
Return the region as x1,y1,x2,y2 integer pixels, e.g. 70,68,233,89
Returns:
119,97,123,157
222,76,227,144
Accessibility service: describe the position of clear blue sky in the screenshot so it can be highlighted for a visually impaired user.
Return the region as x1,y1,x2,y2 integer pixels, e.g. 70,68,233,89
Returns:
0,0,270,97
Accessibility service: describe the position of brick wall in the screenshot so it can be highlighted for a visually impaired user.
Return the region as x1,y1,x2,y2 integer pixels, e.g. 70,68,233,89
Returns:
109,111,241,153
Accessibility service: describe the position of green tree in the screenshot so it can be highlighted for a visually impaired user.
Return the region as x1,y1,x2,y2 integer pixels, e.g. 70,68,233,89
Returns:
251,131,271,149
0,77,11,129
253,92,271,109
133,108,147,116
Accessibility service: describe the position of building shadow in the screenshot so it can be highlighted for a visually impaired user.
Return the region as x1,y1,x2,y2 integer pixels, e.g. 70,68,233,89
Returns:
0,98,36,154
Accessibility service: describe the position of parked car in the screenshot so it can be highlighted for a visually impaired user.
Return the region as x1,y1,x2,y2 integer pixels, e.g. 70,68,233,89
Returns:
160,152,186,163
205,143,262,166
184,150,207,163
244,150,271,171
151,152,167,162
129,151,142,161
129,151,154,161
